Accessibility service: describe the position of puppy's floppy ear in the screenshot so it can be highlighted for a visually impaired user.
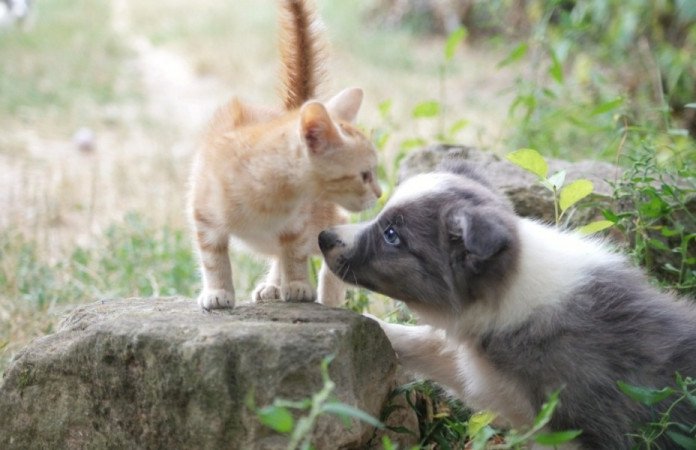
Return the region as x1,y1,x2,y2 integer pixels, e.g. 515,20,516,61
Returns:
300,101,341,155
325,87,363,123
447,207,512,274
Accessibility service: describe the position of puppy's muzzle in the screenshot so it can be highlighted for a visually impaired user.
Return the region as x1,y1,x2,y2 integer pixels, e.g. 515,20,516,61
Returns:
318,230,340,253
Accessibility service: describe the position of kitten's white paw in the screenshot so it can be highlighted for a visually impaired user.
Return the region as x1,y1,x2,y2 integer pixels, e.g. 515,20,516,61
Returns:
252,283,281,303
198,289,235,310
282,281,316,303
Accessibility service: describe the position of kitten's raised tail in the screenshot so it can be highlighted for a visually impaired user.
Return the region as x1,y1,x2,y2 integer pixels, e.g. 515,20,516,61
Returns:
278,0,326,111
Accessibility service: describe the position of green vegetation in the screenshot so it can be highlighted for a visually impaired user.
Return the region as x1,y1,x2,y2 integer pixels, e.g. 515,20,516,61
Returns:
619,374,696,448
0,0,135,130
248,354,384,450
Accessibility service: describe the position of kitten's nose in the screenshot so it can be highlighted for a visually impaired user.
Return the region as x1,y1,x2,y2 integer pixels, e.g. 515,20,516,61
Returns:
318,230,339,253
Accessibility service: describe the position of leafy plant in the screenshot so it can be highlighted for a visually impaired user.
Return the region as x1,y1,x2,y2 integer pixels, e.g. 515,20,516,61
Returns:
506,148,613,233
608,146,696,294
468,389,582,450
248,354,384,450
618,374,696,449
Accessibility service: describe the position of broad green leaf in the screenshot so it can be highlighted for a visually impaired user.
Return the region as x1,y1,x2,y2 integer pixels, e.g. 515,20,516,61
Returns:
577,220,614,236
412,100,441,118
549,51,564,84
467,410,497,437
559,179,594,213
535,430,583,445
617,381,674,406
547,170,566,190
666,430,696,449
321,402,384,429
533,389,561,428
498,42,528,68
506,149,548,179
258,405,294,433
591,97,624,115
444,27,467,61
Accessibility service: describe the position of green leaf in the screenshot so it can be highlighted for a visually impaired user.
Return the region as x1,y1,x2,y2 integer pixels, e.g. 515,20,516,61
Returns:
506,148,548,178
666,430,696,449
448,118,469,137
559,179,594,213
639,193,669,218
412,100,441,118
471,426,497,450
498,42,528,68
577,220,614,236
374,130,390,151
258,405,294,434
549,51,564,84
535,430,583,445
381,435,396,450
591,97,624,115
321,402,384,429
533,389,561,428
444,26,467,61
467,410,497,437
547,170,566,190
617,381,674,406
400,137,426,151
378,99,393,119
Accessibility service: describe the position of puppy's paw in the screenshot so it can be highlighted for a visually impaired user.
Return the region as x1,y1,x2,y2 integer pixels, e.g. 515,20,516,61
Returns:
282,281,316,303
252,283,281,303
198,289,235,310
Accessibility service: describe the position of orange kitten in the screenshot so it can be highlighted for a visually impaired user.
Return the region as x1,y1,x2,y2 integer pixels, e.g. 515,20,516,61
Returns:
189,0,381,310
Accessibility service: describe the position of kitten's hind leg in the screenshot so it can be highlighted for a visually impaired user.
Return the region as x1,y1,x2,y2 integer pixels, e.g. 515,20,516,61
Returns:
195,223,235,310
318,261,345,307
253,259,282,302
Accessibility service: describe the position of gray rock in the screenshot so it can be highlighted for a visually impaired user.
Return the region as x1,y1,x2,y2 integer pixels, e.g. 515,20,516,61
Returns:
399,144,619,226
0,298,414,450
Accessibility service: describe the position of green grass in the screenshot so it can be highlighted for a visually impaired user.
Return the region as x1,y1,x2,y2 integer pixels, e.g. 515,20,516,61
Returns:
0,212,266,376
0,0,135,129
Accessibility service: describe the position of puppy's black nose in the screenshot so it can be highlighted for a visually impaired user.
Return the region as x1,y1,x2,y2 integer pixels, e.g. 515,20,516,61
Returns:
318,230,339,253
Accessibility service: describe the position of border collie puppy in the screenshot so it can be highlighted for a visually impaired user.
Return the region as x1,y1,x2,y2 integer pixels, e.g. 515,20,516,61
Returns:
319,160,696,449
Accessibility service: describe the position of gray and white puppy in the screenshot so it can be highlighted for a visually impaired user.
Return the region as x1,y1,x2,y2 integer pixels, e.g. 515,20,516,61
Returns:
318,161,696,449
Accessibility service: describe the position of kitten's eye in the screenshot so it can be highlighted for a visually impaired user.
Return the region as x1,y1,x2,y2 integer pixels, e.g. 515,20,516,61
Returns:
383,226,400,246
361,170,372,183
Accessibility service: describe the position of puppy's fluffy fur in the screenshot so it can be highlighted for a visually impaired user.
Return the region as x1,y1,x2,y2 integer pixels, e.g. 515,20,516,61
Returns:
319,161,696,449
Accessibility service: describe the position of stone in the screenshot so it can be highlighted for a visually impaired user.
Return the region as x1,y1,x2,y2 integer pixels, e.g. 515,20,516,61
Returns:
0,298,416,449
399,144,619,226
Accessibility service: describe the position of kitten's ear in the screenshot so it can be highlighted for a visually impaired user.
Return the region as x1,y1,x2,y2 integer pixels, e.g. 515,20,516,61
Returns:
300,101,341,155
447,207,511,274
325,87,363,123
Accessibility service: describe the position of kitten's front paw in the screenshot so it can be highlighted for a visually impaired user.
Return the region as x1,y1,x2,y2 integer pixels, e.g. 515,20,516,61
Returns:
198,289,235,310
252,283,281,303
282,281,316,303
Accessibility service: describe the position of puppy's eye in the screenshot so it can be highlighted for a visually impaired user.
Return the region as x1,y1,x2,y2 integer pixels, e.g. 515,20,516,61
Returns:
361,170,372,183
383,226,400,246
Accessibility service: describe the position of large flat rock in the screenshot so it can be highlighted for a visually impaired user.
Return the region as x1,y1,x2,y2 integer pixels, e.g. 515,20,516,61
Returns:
0,298,403,449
